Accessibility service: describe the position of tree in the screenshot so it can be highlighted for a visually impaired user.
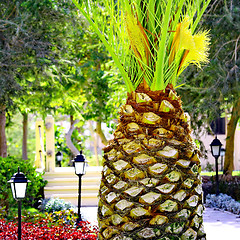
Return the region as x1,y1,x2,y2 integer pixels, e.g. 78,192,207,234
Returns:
52,21,125,156
0,77,20,157
0,0,83,157
75,0,210,239
179,0,240,176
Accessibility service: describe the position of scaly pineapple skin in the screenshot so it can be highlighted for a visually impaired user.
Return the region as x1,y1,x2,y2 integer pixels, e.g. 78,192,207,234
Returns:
97,85,206,240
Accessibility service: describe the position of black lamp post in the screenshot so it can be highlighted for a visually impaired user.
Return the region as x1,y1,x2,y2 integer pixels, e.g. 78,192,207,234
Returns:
56,151,63,167
73,150,86,225
210,136,222,195
8,167,30,240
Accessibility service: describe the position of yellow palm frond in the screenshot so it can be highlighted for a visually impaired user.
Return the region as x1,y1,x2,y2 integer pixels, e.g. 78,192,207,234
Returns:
169,17,210,75
178,30,210,75
124,11,150,66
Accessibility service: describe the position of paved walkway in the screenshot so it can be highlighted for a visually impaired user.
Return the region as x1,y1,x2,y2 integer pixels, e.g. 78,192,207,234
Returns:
203,207,240,240
81,207,240,240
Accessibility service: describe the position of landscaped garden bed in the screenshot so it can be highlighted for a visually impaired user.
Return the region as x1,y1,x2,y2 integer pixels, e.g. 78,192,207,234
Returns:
202,175,240,215
1,156,239,239
0,156,99,239
0,219,98,239
202,175,240,202
0,200,99,240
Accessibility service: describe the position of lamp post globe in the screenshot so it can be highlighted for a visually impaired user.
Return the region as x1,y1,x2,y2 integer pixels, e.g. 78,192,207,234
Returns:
8,167,30,240
210,136,222,195
8,167,30,200
74,150,86,176
210,136,222,158
56,151,63,167
73,150,86,225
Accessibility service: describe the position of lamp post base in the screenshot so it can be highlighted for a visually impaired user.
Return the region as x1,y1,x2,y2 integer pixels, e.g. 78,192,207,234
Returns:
76,215,83,227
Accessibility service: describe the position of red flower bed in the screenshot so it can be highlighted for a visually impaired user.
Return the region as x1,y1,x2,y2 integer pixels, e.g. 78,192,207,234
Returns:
0,219,98,239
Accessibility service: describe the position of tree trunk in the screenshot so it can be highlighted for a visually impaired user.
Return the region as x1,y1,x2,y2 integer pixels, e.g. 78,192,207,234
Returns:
96,121,108,146
0,106,7,157
224,100,240,176
89,121,99,166
65,119,80,157
70,115,74,126
22,112,28,160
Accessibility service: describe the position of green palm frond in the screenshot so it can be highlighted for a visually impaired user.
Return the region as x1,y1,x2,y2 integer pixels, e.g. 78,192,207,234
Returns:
73,0,211,92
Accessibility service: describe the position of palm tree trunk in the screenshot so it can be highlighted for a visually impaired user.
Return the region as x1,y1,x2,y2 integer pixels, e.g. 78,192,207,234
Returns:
98,86,206,239
224,100,240,176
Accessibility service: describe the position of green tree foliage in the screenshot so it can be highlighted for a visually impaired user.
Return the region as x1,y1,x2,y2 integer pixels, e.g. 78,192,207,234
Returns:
0,0,125,159
77,34,125,125
0,0,75,107
0,0,87,157
6,113,35,159
52,21,126,147
178,0,240,175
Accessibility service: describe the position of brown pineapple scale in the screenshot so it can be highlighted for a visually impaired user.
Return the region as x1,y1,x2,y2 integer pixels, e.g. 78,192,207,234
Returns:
97,85,206,240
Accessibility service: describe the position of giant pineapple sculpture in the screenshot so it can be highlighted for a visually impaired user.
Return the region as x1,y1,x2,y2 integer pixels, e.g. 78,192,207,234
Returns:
74,0,211,239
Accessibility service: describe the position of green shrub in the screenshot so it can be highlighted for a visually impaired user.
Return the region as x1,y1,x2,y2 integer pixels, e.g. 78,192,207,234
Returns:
39,197,75,213
202,176,240,201
20,208,78,227
42,209,78,227
1,205,78,227
218,178,240,201
0,156,47,214
0,206,6,219
4,206,42,222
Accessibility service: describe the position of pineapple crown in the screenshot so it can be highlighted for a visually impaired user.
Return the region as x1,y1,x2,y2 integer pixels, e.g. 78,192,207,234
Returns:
73,0,211,93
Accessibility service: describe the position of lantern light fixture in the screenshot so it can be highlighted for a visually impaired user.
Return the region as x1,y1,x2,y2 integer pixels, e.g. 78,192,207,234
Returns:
8,167,30,240
210,136,222,158
56,151,63,167
210,136,222,195
8,167,30,200
73,150,87,225
56,151,63,161
73,150,86,176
